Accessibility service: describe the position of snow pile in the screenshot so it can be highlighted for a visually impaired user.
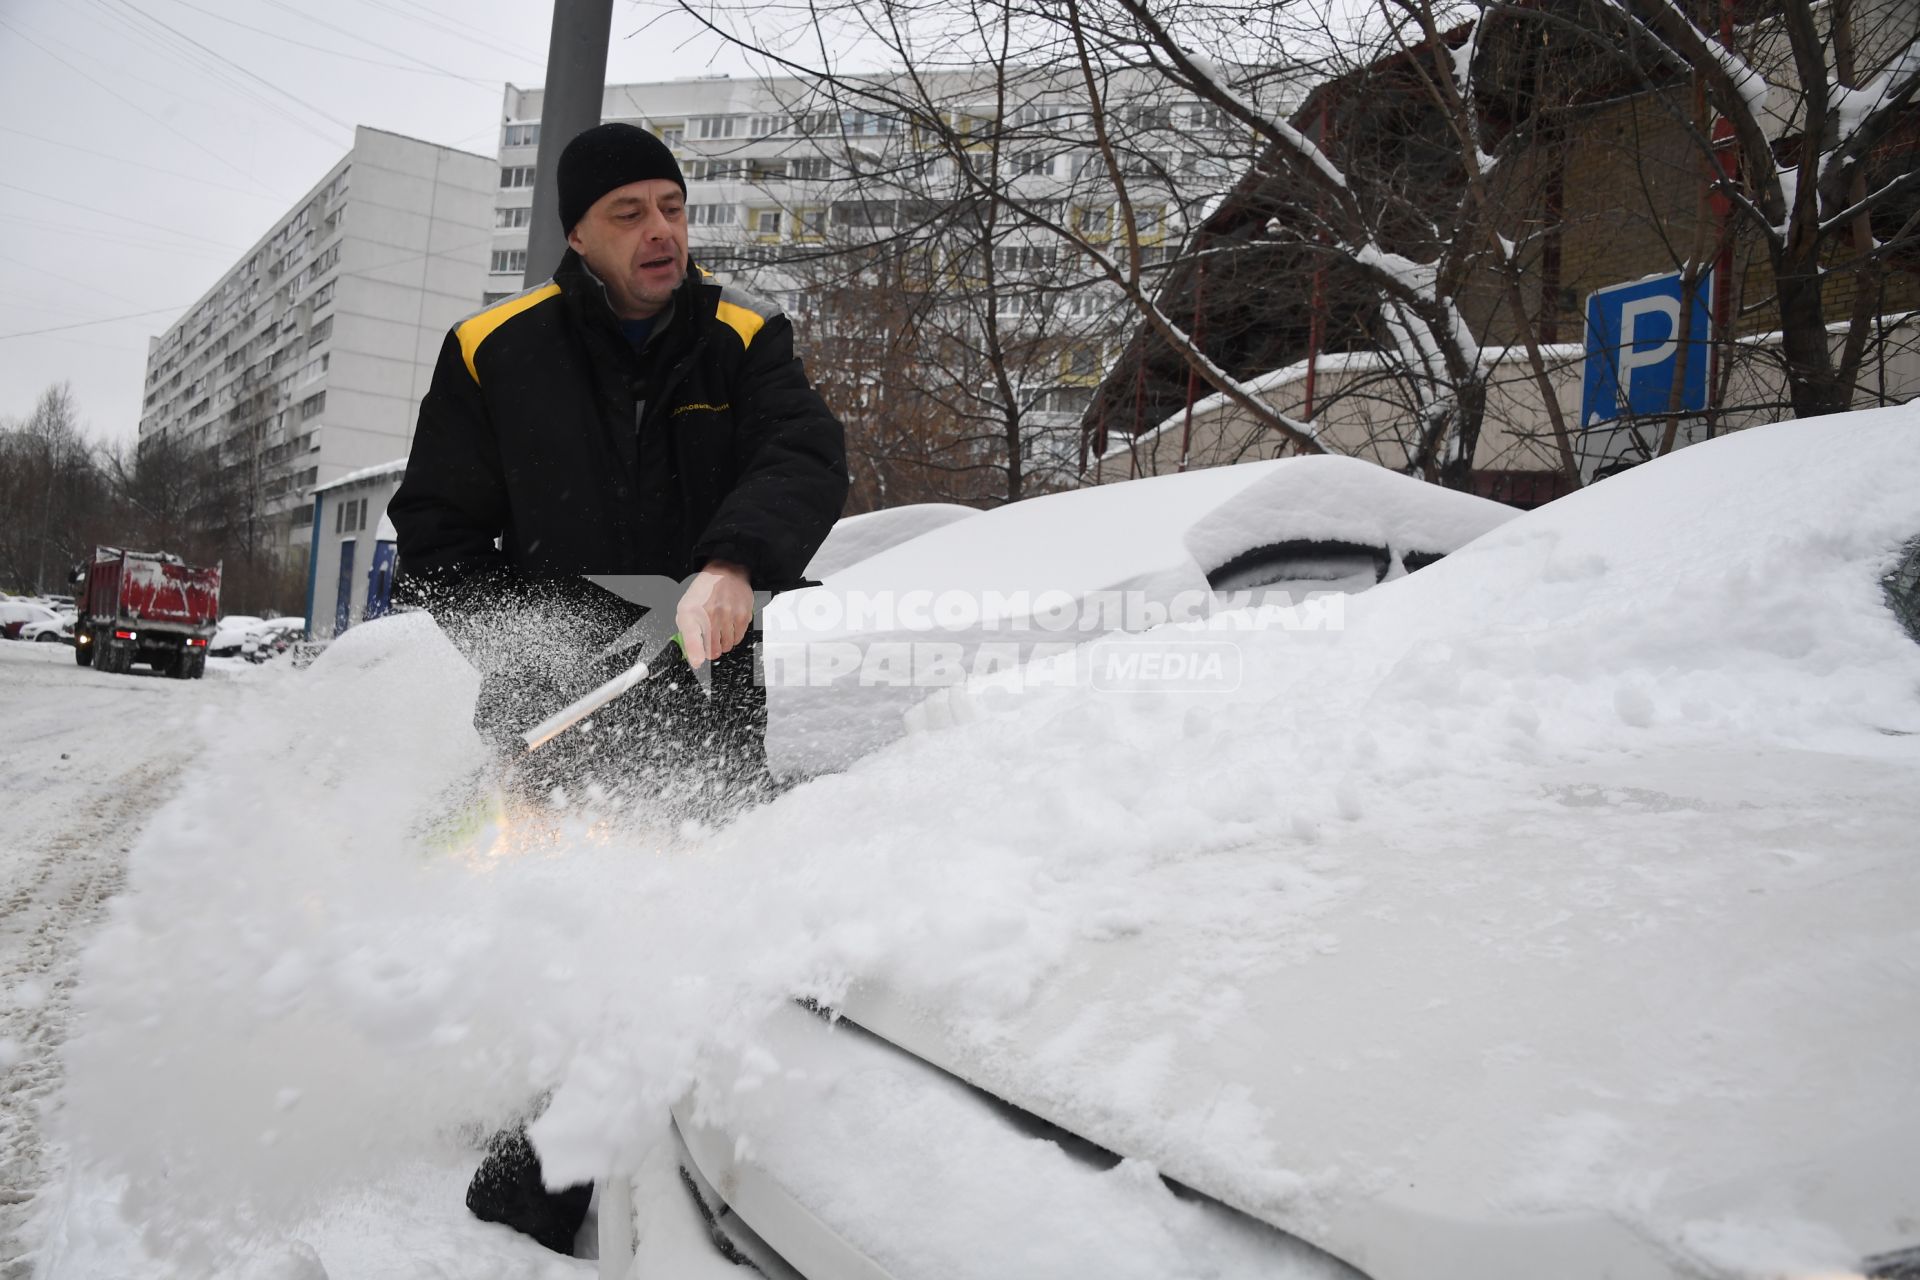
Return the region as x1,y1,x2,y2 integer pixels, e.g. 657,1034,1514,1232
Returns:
46,406,1920,1275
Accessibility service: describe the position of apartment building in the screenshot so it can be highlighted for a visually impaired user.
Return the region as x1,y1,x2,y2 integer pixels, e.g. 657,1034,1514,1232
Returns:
138,126,496,553
485,73,1273,487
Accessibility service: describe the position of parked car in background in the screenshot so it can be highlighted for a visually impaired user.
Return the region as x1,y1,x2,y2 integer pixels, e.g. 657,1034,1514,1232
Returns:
208,616,266,658
0,600,63,640
19,615,75,644
241,617,307,663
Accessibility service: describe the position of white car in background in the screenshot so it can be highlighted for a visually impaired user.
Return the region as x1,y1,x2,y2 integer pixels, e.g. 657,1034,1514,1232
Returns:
18,614,75,644
628,410,1920,1280
0,599,65,641
207,615,266,658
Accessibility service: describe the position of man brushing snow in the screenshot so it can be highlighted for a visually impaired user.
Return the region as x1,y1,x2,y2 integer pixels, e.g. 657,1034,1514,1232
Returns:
391,122,847,804
390,122,847,1254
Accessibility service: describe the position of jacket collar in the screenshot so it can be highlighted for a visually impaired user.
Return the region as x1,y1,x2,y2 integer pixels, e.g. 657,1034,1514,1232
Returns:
554,249,706,342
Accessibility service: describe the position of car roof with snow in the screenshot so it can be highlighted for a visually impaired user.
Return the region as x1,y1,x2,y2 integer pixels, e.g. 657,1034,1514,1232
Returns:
804,503,984,580
762,456,1518,776
783,455,1513,631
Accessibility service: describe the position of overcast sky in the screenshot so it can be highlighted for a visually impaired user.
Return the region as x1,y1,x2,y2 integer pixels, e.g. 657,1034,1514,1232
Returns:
0,0,776,445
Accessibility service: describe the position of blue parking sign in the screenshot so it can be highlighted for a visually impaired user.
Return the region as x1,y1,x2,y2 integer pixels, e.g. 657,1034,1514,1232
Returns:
1581,271,1713,427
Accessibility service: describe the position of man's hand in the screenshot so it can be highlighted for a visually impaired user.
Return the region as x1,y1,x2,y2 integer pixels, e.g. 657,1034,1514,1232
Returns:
676,561,754,668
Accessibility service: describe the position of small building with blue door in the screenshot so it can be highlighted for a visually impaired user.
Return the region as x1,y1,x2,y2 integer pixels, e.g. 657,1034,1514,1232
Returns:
306,458,407,640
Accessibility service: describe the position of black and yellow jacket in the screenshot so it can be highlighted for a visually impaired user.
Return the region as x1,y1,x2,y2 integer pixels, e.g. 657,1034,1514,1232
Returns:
391,250,848,595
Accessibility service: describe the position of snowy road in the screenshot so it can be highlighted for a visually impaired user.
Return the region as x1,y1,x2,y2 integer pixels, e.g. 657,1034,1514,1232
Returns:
0,642,247,1277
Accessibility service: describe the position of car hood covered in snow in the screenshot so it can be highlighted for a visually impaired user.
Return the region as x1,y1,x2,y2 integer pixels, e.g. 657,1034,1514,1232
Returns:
817,411,1920,1279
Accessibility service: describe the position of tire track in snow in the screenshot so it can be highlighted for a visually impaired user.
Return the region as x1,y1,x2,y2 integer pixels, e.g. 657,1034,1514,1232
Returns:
0,650,204,1278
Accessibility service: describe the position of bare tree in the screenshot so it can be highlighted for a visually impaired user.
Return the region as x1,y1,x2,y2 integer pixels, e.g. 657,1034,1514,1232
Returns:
0,384,114,593
673,0,1918,496
1563,0,1920,420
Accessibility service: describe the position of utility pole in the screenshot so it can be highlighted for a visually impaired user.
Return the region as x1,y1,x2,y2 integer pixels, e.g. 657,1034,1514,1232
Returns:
524,0,614,286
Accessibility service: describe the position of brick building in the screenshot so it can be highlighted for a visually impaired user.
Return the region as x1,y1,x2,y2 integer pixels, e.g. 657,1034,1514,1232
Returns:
1084,1,1920,492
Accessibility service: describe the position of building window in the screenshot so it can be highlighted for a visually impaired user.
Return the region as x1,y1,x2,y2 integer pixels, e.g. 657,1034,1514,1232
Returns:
793,207,827,241
499,166,536,189
491,249,528,274
832,200,895,228
503,122,540,147
685,159,748,182
483,291,513,305
292,506,313,527
305,243,340,282
1040,386,1093,415
748,114,788,138
306,315,333,349
752,209,783,239
495,206,532,228
1073,204,1113,240
1180,103,1231,132
295,466,319,490
1060,342,1103,384
788,156,833,180
1013,153,1055,178
993,244,1058,270
689,204,738,226
299,391,326,421
659,124,685,148
335,496,369,534
693,115,739,140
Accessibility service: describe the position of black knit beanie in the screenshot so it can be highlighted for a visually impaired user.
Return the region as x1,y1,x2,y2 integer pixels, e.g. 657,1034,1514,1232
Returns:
557,123,687,233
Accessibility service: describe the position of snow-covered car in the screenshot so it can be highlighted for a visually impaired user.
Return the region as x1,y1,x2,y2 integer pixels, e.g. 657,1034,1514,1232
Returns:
763,455,1519,777
802,502,983,580
206,615,266,658
18,614,74,644
240,616,307,663
0,600,63,640
638,410,1920,1280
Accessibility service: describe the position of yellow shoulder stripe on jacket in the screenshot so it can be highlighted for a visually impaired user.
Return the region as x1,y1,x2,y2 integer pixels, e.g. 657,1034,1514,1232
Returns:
456,283,561,381
714,299,766,350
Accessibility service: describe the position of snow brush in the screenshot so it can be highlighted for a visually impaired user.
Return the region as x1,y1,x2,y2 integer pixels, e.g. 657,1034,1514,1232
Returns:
519,632,686,754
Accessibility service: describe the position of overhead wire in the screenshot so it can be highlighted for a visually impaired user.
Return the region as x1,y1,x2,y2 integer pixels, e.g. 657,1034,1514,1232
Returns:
0,126,290,203
0,305,194,343
0,12,288,202
0,181,248,252
0,212,238,260
149,0,502,90
88,0,354,146
338,0,544,68
77,0,347,150
0,250,157,311
253,0,503,90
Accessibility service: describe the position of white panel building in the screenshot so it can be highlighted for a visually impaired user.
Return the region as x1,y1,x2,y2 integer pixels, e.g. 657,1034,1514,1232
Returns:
483,75,1264,476
138,126,496,557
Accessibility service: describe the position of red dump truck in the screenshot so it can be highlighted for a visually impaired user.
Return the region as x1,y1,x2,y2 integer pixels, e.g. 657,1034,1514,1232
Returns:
74,547,221,679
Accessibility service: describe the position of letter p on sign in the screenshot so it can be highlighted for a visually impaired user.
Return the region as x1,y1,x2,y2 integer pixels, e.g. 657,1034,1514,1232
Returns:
1581,271,1713,428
